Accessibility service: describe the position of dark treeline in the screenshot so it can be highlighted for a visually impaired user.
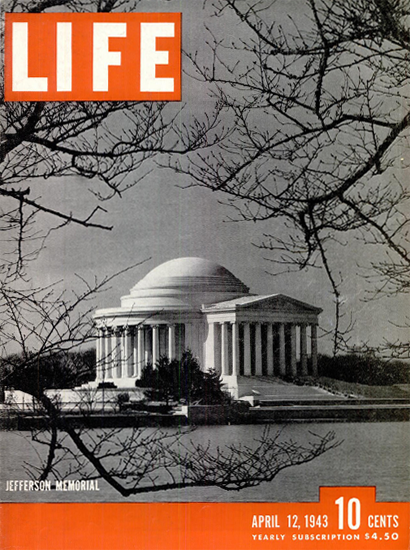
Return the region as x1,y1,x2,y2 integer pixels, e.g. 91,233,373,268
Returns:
1,349,96,393
318,353,410,386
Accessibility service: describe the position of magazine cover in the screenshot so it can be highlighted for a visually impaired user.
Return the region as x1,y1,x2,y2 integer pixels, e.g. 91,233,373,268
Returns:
1,1,409,549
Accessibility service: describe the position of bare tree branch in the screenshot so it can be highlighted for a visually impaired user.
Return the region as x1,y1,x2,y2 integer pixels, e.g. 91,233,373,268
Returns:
166,0,410,353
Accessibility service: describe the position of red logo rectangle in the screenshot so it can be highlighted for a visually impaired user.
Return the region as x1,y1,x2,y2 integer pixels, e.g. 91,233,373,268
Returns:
4,13,181,101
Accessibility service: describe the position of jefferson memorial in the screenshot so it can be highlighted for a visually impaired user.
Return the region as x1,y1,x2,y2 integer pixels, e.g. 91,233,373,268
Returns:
93,257,321,396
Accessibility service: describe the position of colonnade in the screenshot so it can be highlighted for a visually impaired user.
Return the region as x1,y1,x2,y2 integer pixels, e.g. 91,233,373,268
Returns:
95,320,318,382
207,321,318,378
95,324,185,381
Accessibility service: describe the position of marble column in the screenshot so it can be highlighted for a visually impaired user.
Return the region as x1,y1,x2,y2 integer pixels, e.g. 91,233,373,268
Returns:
267,324,274,376
120,329,127,378
132,327,138,377
145,327,152,365
206,322,223,372
311,324,318,376
95,328,102,380
243,322,251,376
126,328,133,377
137,326,145,377
168,324,176,359
278,323,286,376
111,329,120,378
104,328,111,378
300,324,308,376
152,325,159,366
289,324,297,376
255,322,262,376
221,322,229,375
205,322,216,371
231,322,239,376
214,323,221,374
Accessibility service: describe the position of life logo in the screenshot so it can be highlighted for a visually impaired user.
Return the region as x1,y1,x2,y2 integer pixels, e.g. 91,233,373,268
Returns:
4,13,181,101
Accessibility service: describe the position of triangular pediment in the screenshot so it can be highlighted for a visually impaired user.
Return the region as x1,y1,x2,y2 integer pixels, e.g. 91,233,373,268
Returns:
202,294,322,314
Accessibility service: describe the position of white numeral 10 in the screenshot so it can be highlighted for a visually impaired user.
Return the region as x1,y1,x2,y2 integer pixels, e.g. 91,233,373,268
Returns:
335,497,361,530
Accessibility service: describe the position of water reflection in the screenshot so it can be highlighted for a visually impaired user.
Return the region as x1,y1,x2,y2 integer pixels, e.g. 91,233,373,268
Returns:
0,422,409,503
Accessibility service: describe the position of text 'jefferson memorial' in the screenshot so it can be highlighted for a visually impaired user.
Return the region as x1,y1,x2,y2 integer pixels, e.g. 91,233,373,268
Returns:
94,258,321,396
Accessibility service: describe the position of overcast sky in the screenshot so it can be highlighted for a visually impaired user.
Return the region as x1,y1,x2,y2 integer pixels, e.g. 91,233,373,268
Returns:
27,0,409,355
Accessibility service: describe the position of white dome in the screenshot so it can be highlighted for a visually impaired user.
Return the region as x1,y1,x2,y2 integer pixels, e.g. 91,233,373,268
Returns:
121,257,250,310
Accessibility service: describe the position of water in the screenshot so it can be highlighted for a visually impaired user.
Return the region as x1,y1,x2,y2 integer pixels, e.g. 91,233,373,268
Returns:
0,422,409,503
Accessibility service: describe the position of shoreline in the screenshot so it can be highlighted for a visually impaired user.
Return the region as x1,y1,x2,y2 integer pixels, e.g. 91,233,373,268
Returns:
1,398,410,430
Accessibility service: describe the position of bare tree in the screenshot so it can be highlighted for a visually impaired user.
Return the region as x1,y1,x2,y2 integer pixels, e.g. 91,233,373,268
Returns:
168,0,410,355
1,0,341,496
26,423,339,496
1,0,226,281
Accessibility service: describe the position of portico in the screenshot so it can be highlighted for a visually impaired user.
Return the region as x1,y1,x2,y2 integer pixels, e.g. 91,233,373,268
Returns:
93,258,321,394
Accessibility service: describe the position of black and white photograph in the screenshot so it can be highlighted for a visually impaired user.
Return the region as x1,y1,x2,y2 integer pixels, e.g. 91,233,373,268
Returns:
1,0,409,547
